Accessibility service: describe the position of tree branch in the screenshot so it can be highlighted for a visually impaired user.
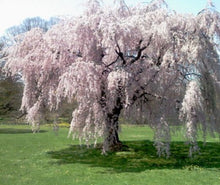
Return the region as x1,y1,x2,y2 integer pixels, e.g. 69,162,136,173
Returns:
155,45,166,67
16,112,27,119
129,36,152,65
115,41,126,65
105,55,120,68
130,89,166,106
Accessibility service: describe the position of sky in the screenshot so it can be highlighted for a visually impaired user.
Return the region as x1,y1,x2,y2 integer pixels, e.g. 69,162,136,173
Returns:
0,0,220,36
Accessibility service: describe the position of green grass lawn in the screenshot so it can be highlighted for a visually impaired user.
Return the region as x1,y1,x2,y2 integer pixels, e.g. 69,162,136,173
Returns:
0,124,220,185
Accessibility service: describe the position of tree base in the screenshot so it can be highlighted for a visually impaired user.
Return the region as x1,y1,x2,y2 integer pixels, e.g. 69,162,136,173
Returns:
102,141,129,153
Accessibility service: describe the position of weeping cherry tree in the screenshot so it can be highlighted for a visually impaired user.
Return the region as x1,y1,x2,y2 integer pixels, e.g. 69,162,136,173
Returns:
4,0,220,156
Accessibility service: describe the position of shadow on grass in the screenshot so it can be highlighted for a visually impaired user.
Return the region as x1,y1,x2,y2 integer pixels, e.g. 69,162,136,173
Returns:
47,140,220,173
0,128,47,134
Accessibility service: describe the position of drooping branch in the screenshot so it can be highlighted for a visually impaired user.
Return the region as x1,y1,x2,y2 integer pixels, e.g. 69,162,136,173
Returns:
129,70,164,106
178,65,202,81
130,87,167,106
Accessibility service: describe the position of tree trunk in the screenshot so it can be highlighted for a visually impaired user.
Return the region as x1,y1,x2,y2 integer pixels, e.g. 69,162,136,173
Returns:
102,97,123,153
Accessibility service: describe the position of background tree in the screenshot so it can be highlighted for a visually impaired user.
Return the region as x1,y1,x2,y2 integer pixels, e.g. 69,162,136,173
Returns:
4,0,220,156
1,16,60,46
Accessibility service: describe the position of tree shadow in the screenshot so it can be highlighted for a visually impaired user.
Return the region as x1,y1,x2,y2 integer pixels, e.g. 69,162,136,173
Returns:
47,140,220,173
0,128,47,134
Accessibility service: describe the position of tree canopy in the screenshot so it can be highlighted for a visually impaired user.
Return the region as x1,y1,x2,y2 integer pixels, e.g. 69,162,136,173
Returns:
0,16,60,120
4,0,220,156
